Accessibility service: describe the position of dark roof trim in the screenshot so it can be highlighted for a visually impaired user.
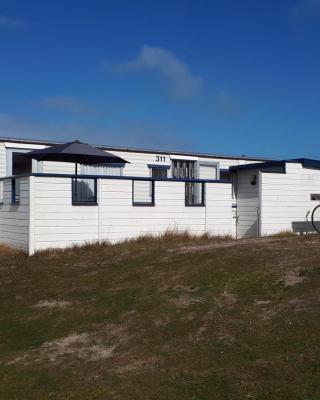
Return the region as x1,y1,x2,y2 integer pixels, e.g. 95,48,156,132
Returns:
287,158,320,169
229,161,286,172
0,172,232,184
147,164,171,169
0,136,274,162
230,158,320,173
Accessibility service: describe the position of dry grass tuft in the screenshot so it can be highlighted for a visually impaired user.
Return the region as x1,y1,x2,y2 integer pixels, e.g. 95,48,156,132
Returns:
1,234,320,399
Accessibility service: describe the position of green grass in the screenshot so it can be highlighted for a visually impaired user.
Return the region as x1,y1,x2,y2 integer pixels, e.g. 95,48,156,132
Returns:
0,234,320,399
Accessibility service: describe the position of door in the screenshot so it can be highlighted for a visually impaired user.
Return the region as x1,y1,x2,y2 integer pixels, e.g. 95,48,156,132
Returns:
236,171,260,238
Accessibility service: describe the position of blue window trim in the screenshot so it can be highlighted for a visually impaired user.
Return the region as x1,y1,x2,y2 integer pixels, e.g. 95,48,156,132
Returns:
132,180,155,206
0,173,232,185
147,164,171,170
71,178,98,206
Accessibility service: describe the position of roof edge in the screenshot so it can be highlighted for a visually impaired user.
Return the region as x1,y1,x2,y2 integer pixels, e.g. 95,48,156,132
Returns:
0,136,276,162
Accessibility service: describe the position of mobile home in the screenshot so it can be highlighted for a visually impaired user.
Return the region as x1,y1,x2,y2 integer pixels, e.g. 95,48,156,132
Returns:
0,137,319,254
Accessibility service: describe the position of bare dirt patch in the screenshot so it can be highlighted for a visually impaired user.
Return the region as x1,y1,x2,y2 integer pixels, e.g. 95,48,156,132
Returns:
33,300,72,309
8,323,131,367
114,355,158,375
281,269,307,287
171,237,289,254
169,294,204,309
8,333,116,365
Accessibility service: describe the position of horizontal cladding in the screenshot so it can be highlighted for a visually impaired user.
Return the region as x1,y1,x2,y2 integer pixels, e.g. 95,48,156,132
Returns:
99,180,205,241
0,177,29,250
260,164,320,236
31,177,233,251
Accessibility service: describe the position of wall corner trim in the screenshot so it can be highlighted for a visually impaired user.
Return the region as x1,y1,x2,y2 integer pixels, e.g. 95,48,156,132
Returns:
28,176,35,256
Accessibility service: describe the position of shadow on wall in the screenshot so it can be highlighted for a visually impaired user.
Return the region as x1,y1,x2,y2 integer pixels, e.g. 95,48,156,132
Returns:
237,220,259,239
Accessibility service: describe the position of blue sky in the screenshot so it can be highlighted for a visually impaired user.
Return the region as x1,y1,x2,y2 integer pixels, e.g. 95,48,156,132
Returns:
0,0,320,159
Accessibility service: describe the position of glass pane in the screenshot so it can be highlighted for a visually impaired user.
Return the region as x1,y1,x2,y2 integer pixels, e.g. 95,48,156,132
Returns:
72,178,96,203
12,153,32,175
172,160,195,179
185,182,204,206
11,178,20,204
15,179,20,203
80,164,123,176
152,168,167,179
133,180,153,204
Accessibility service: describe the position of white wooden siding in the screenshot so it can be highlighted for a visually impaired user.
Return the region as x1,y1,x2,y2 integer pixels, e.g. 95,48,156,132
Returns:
30,177,233,252
206,183,233,236
260,163,320,236
0,143,6,177
0,177,29,250
236,169,260,238
42,161,75,174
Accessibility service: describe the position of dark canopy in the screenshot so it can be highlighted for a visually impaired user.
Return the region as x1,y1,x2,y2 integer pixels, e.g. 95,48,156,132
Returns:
24,140,128,165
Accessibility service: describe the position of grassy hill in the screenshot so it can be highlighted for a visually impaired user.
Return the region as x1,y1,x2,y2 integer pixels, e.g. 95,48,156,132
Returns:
1,233,320,400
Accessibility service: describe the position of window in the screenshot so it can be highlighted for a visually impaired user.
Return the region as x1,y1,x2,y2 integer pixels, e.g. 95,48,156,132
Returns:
172,160,196,179
72,178,97,205
132,180,155,206
12,152,32,175
198,163,218,180
148,165,169,179
185,182,205,206
11,178,20,204
80,164,124,176
152,168,167,179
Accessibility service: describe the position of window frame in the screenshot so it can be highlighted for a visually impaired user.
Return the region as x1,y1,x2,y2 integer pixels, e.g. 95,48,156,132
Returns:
185,182,206,207
148,164,170,180
172,159,196,180
197,161,220,180
71,178,98,206
132,179,155,207
6,148,42,175
11,178,20,205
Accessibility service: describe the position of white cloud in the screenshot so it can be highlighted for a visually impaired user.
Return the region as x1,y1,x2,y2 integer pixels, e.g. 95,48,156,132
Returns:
0,14,25,30
289,0,320,21
104,45,203,100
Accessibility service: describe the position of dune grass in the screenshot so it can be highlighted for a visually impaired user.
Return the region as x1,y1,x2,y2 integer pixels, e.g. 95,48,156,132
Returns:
0,234,320,399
